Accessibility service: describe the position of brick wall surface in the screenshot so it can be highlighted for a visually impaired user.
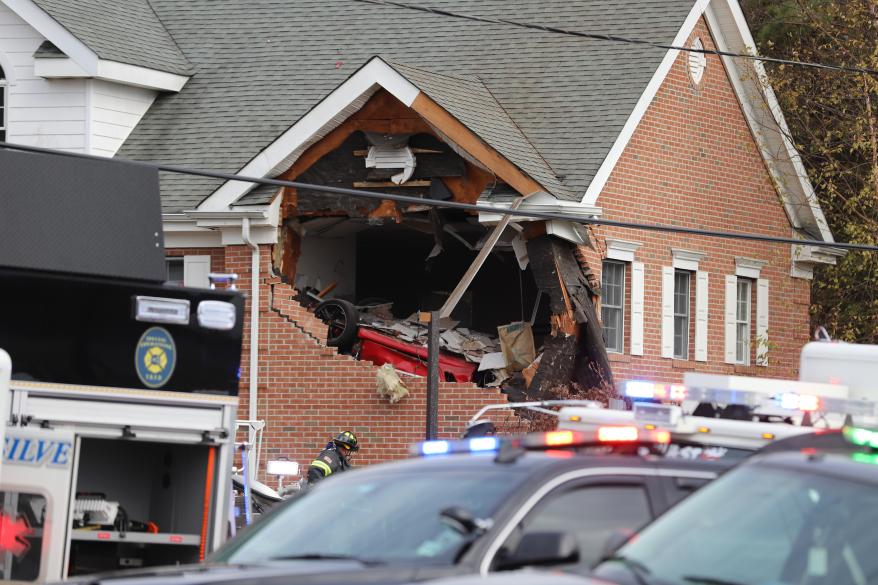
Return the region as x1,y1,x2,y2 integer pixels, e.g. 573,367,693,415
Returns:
189,244,509,478
165,247,225,273
579,18,811,385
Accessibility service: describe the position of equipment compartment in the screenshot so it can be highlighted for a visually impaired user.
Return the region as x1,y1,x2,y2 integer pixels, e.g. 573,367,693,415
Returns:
68,438,214,576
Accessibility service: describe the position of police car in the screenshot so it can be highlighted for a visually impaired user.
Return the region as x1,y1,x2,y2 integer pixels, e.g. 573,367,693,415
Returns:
64,426,728,585
592,424,878,585
556,371,877,461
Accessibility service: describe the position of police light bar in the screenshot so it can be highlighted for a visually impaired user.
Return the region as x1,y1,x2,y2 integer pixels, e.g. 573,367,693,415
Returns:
515,427,670,449
844,426,878,449
622,374,877,417
412,437,501,457
410,427,671,457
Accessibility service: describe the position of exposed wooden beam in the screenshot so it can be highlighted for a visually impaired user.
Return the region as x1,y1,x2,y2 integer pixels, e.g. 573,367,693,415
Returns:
410,93,543,197
439,198,524,319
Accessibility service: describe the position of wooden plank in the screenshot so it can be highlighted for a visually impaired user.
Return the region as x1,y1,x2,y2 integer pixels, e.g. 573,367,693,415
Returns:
438,198,523,319
353,148,444,156
352,180,431,188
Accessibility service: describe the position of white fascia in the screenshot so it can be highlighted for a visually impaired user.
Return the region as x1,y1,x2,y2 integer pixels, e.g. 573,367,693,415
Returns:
162,213,223,248
197,57,421,212
580,0,711,206
34,57,188,92
705,0,834,246
95,60,188,92
1,0,98,72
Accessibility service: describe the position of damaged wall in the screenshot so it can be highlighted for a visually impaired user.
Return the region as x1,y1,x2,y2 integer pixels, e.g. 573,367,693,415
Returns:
200,245,511,480
504,233,614,403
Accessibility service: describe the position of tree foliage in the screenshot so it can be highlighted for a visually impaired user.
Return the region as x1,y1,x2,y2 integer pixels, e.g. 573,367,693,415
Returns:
743,0,878,342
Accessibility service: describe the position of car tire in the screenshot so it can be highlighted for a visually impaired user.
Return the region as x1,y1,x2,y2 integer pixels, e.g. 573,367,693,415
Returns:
314,299,359,348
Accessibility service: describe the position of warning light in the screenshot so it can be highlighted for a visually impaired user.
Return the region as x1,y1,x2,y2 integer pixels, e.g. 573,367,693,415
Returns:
598,426,640,443
169,535,184,544
654,430,671,444
97,532,111,540
0,514,33,557
545,431,575,446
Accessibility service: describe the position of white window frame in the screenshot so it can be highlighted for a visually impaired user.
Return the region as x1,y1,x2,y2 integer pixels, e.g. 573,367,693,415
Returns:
673,270,691,360
735,278,752,365
606,239,644,356
0,69,7,143
601,260,626,354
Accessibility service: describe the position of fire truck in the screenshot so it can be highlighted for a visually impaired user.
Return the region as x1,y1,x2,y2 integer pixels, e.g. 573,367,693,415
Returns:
0,148,244,582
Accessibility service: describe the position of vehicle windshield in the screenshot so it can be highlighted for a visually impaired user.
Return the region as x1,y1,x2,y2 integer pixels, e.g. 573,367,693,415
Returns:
597,457,878,585
213,467,525,566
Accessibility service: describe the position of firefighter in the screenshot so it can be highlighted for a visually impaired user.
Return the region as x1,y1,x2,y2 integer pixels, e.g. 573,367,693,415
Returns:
307,430,359,485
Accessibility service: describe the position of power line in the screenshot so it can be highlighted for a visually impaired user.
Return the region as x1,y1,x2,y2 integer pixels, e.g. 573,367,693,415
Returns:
351,0,878,78
0,140,873,252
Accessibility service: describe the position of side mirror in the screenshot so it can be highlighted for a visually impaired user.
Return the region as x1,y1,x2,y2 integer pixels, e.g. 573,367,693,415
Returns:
600,528,636,561
496,531,579,570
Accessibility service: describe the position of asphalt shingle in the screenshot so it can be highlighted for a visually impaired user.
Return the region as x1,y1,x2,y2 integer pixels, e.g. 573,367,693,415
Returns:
32,0,191,75
114,0,694,211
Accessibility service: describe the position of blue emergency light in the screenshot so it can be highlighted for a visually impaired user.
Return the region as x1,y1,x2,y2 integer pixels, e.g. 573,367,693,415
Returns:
416,437,501,456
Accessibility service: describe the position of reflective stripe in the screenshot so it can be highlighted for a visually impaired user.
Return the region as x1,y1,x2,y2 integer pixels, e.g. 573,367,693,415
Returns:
311,460,333,477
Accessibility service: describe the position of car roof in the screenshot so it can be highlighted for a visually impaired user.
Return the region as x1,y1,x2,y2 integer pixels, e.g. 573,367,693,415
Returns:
748,448,878,484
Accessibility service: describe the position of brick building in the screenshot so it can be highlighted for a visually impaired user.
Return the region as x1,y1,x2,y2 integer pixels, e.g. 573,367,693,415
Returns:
0,0,839,474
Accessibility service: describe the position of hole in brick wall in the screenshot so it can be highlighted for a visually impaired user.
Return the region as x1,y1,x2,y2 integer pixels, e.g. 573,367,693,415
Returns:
287,210,552,386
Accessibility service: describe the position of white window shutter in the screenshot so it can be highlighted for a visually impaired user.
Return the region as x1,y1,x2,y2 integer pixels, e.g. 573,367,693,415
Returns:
724,275,737,364
183,255,211,288
695,271,709,362
756,279,769,366
661,267,674,358
631,262,645,356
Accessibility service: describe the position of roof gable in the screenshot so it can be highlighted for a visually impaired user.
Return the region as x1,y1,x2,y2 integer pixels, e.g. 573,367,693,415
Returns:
27,0,191,75
114,0,694,212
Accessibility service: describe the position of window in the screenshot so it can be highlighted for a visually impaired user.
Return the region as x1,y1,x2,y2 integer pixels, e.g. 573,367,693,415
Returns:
673,270,691,359
517,484,652,569
736,278,752,364
0,64,6,142
0,491,46,581
601,261,625,353
165,257,184,286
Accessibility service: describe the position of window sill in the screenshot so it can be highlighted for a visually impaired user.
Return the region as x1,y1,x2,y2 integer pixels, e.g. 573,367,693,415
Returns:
733,364,767,374
608,353,631,363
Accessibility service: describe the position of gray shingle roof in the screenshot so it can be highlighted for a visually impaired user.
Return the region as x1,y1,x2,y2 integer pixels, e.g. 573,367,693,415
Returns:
116,0,694,211
31,0,191,75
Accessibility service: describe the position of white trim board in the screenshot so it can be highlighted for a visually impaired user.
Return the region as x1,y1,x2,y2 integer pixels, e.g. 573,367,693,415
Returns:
197,57,420,212
34,57,188,92
580,0,711,206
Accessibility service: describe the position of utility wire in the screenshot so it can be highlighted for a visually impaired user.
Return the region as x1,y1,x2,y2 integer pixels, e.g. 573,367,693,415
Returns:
352,0,878,78
1,140,873,252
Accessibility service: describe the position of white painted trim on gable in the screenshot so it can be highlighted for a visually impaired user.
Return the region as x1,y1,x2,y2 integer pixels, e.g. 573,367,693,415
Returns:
198,57,421,212
672,248,707,271
606,238,642,263
704,0,833,244
96,60,188,92
735,257,767,279
580,0,711,206
33,57,89,78
1,0,98,72
35,57,188,92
